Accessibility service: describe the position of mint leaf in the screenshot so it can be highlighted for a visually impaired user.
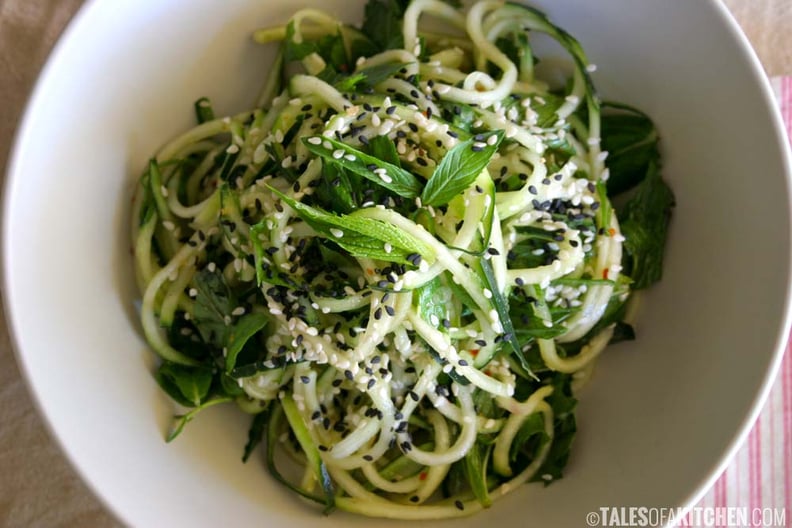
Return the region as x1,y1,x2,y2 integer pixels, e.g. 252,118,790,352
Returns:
269,186,431,264
302,136,421,198
225,312,269,372
367,134,401,167
617,161,674,289
421,130,503,206
479,258,535,378
335,61,409,92
601,104,660,196
192,269,235,348
156,362,213,407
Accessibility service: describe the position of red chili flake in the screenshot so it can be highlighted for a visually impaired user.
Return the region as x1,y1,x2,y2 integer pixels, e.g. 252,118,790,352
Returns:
603,268,609,280
419,472,428,481
470,349,479,357
608,228,616,236
366,268,374,276
340,63,349,73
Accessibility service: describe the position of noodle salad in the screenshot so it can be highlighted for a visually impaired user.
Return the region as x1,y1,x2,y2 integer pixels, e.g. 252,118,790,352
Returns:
130,0,673,519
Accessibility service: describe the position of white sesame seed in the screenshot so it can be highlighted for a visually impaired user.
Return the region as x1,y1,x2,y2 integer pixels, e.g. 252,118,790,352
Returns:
226,144,239,154
344,154,356,162
371,113,381,127
207,262,217,272
308,136,322,145
332,149,344,159
162,220,175,231
323,140,332,149
483,288,493,299
380,173,393,184
384,243,392,254
330,228,344,238
231,307,246,316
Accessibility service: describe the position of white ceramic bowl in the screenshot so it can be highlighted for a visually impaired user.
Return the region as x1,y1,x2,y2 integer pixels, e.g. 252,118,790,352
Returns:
5,0,791,526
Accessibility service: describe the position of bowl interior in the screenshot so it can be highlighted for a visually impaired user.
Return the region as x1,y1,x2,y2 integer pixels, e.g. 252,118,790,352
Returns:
4,0,791,526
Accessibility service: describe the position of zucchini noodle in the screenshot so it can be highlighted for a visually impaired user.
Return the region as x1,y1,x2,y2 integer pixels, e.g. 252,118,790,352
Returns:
131,0,671,519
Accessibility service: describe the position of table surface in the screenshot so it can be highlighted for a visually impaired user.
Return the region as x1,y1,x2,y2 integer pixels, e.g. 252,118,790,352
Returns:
1,0,790,526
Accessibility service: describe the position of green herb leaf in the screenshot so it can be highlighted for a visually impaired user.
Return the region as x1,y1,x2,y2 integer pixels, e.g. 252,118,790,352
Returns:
361,0,407,52
601,104,660,196
464,440,493,508
225,312,269,372
367,135,402,167
509,412,549,465
155,361,214,407
302,136,421,198
269,186,431,264
618,161,674,289
421,130,503,206
335,61,410,92
531,374,577,484
415,276,449,327
479,258,535,379
192,269,235,348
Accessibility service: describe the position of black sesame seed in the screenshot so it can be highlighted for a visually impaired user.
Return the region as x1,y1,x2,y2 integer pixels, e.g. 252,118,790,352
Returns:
410,89,420,98
416,157,428,167
408,391,419,402
475,339,487,347
371,355,381,364
345,370,354,381
332,379,343,387
408,123,419,132
293,181,301,192
300,376,310,384
455,500,464,511
528,185,538,195
447,130,459,138
386,106,397,115
458,359,469,366
515,277,525,286
385,305,396,317
410,496,420,503
311,411,321,420
363,454,374,461
487,247,500,256
319,445,328,452
367,378,376,389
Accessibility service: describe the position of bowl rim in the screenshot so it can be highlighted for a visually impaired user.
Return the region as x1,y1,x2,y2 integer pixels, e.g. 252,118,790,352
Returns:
2,0,791,525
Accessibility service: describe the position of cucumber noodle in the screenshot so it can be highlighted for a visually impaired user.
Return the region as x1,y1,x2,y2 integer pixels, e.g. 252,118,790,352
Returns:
131,0,638,519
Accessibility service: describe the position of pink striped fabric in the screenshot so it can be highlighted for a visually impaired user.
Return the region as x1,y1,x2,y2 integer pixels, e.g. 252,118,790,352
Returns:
690,76,792,525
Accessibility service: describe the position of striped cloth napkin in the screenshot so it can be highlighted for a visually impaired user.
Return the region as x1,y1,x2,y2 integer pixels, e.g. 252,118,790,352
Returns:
690,76,792,526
